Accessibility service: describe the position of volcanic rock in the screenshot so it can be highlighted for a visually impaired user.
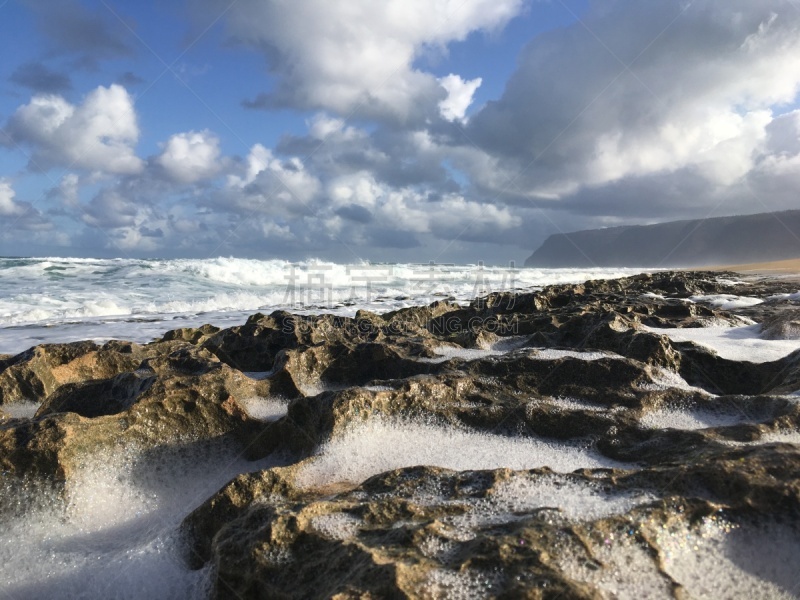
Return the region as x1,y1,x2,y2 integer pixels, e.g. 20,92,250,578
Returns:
2,270,800,598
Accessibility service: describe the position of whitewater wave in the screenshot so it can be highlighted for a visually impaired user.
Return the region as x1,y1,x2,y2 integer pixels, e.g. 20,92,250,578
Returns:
0,257,646,354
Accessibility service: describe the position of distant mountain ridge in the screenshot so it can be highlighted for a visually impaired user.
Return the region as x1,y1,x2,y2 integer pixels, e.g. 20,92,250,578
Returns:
525,210,800,268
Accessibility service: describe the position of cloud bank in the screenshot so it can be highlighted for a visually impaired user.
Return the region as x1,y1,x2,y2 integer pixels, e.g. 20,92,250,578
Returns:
1,0,800,262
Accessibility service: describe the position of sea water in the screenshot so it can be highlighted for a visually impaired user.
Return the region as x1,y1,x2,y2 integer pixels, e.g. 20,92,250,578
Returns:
4,257,800,598
0,256,642,355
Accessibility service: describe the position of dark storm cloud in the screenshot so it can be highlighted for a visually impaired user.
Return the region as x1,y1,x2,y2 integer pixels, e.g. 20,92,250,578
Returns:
336,204,373,224
24,0,134,69
9,62,71,93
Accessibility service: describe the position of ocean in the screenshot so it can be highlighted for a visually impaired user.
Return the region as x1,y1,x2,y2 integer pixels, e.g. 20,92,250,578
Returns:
0,256,645,355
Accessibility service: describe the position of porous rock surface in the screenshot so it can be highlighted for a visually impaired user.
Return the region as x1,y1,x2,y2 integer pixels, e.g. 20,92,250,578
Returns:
2,271,800,598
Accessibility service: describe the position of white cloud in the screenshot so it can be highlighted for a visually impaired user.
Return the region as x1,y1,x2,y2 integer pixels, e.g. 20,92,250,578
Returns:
307,113,363,141
469,0,800,201
205,0,525,120
82,189,138,228
438,74,482,122
4,84,143,175
0,178,53,233
227,144,321,211
0,179,25,216
328,173,384,209
55,173,81,208
156,130,223,184
326,172,519,235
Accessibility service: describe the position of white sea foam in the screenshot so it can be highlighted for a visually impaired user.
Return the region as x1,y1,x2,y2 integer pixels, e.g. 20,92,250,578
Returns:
644,324,800,363
1,401,40,419
294,417,628,490
0,258,648,354
529,348,622,361
238,397,289,422
446,474,653,531
418,347,507,363
722,430,800,447
768,291,800,302
309,513,363,541
643,366,714,395
557,516,800,599
688,294,764,310
419,345,620,364
421,568,502,600
640,407,747,430
0,438,279,599
535,397,619,413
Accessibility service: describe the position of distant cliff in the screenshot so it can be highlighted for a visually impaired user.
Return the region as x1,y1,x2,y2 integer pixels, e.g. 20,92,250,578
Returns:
525,210,800,267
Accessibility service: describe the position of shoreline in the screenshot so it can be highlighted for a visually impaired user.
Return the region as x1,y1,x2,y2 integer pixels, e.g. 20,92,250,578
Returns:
2,270,800,597
688,257,800,276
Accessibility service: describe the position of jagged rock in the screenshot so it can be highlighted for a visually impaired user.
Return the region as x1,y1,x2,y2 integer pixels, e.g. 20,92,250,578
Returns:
35,370,156,418
184,454,800,599
0,341,142,407
762,309,800,340
3,270,800,597
161,323,222,344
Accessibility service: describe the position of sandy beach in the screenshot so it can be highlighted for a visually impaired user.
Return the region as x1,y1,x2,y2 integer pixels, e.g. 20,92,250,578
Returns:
694,257,800,276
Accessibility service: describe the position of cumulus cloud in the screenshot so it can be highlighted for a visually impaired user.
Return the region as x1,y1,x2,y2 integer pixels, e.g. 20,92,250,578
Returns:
7,1,800,263
82,189,139,229
227,144,321,211
156,130,223,184
468,0,800,205
307,170,518,241
0,178,52,232
3,84,143,175
438,74,482,123
201,0,525,121
0,179,25,217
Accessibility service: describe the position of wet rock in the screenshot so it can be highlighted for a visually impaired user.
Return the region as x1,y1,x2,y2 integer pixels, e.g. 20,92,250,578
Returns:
0,341,141,407
762,309,800,340
4,270,800,597
35,370,156,419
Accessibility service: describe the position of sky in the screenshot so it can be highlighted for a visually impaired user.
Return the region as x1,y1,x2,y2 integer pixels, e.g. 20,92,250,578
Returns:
0,0,799,264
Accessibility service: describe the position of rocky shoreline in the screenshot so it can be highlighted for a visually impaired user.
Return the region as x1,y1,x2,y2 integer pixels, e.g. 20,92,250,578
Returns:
2,271,800,598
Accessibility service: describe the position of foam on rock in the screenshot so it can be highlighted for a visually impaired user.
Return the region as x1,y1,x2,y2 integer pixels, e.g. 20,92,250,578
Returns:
640,407,748,430
0,437,278,599
529,348,623,361
295,417,628,490
689,294,764,310
537,396,617,413
442,474,654,538
421,568,502,600
722,430,800,447
644,324,800,363
1,401,40,419
237,396,289,422
557,515,800,599
309,512,363,541
418,347,506,363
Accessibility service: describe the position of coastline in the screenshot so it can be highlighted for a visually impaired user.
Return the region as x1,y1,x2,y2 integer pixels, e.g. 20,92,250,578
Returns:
1,269,800,598
689,257,800,276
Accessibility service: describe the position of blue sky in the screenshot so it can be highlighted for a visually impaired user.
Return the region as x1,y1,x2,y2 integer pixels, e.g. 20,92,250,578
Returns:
1,0,799,263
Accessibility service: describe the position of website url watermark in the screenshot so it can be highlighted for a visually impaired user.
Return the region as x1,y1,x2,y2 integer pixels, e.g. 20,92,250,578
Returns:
280,261,520,309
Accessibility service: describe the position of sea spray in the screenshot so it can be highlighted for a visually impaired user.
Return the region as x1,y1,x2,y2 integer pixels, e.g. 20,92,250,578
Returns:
0,436,279,599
